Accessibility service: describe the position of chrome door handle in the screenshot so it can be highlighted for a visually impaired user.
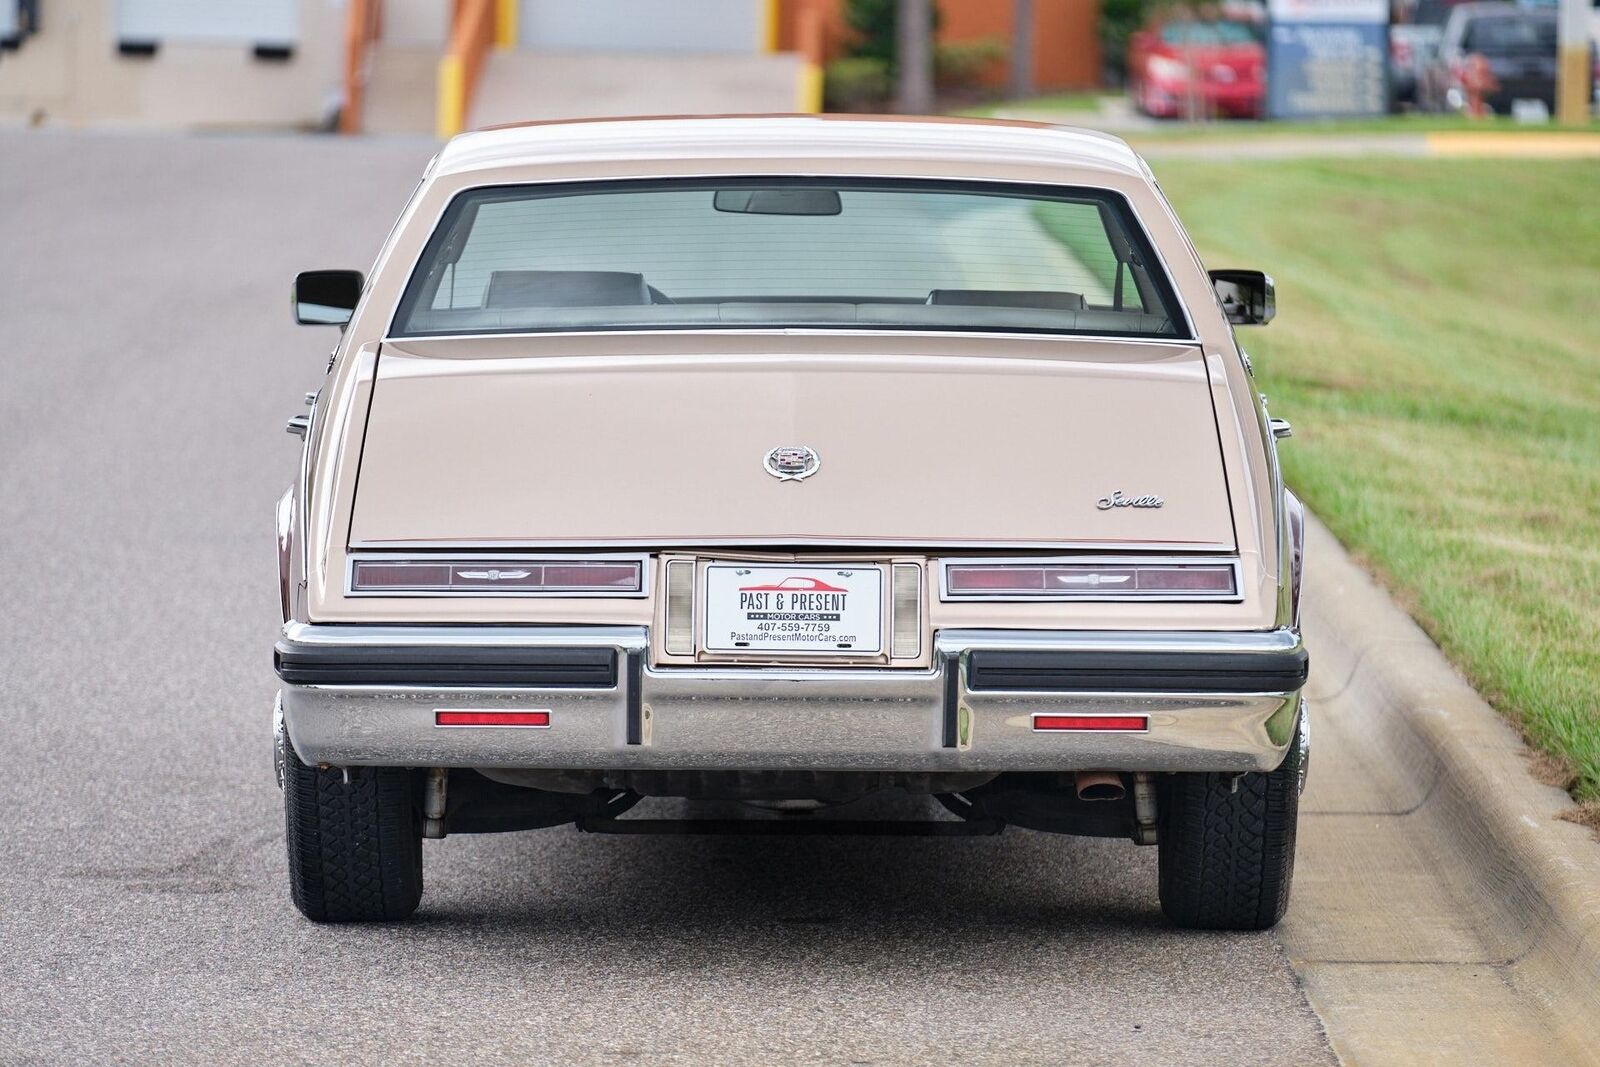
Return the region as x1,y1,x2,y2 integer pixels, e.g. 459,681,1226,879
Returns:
1269,417,1293,440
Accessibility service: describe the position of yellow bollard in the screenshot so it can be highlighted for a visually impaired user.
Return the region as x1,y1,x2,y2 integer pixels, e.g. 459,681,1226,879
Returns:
1557,0,1591,124
797,62,824,113
1557,46,1590,126
763,0,781,53
495,0,518,50
437,54,465,139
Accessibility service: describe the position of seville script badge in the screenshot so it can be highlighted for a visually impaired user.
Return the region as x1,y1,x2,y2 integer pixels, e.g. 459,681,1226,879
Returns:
1097,490,1164,510
764,445,821,482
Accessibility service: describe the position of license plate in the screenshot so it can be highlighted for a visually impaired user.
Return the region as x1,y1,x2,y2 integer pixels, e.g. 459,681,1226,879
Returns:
702,564,884,654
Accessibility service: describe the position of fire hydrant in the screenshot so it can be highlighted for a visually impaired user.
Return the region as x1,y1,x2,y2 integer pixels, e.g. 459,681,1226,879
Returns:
1460,53,1499,118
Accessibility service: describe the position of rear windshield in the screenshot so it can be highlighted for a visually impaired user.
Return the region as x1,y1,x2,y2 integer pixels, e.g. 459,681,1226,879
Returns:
391,178,1187,339
1159,21,1260,46
1463,14,1556,52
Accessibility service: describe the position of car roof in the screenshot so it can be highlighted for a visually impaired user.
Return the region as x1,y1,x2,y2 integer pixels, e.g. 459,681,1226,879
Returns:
431,114,1149,183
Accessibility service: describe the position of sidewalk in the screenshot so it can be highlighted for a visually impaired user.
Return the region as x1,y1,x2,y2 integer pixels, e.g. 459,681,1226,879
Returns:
988,96,1600,159
1288,517,1600,1066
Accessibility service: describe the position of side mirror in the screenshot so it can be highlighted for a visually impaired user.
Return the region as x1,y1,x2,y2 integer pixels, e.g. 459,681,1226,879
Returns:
1210,269,1275,326
293,269,364,326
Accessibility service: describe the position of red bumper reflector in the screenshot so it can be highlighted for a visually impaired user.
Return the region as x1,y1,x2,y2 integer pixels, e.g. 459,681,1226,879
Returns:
1033,714,1148,732
435,710,551,728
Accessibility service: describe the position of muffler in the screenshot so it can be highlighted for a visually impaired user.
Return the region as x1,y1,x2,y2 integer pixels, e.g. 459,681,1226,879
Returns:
1074,771,1126,802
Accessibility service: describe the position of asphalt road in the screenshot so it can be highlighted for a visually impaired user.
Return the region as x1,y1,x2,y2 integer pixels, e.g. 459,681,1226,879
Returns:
0,131,1334,1065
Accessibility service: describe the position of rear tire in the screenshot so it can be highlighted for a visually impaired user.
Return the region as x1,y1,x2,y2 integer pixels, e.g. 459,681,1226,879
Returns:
283,747,423,923
1157,717,1302,930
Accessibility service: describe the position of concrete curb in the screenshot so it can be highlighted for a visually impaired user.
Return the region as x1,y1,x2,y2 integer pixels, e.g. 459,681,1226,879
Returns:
1297,515,1600,1061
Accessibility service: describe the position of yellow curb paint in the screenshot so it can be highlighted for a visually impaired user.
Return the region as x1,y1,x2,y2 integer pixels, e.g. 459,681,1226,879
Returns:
495,0,518,50
1426,132,1600,157
762,0,781,53
797,62,824,113
437,54,465,139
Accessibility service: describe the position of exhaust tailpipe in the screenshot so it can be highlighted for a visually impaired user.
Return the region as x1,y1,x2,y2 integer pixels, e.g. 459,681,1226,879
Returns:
1075,771,1126,802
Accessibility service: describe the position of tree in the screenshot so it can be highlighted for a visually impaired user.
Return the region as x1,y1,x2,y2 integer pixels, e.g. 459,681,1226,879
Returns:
844,0,939,71
1011,0,1036,100
897,0,935,113
1099,0,1148,87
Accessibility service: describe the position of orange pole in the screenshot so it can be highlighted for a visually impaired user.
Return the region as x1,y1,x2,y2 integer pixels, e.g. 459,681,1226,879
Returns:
438,0,496,137
340,0,380,135
796,0,825,112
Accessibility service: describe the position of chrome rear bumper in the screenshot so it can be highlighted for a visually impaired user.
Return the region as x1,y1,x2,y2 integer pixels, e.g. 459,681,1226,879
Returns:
276,623,1305,774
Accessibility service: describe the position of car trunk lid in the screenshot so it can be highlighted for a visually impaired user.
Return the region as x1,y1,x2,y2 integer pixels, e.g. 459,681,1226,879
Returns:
348,334,1236,550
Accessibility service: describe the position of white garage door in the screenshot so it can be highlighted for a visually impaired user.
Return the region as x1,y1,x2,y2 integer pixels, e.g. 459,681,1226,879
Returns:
116,0,298,44
518,0,761,52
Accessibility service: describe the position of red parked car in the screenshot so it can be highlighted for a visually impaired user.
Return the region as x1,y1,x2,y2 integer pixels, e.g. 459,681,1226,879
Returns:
1128,19,1266,119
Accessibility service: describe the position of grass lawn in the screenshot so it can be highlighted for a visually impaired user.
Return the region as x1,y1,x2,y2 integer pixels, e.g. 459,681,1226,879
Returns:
1146,158,1600,810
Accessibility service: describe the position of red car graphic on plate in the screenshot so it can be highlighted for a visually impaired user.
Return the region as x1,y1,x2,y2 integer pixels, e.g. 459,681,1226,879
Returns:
739,576,848,593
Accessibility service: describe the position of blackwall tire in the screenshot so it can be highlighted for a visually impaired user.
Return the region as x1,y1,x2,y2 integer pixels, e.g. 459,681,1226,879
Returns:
283,747,423,923
1157,716,1302,931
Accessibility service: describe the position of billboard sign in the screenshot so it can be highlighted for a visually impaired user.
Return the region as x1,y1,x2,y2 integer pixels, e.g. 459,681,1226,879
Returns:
1267,0,1389,118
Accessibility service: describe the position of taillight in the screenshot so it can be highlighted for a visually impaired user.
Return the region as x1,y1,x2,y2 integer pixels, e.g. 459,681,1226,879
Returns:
941,559,1238,600
349,556,645,596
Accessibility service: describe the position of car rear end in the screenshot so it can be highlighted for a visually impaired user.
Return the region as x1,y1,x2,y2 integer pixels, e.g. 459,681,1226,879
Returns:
280,328,1303,779
274,118,1306,930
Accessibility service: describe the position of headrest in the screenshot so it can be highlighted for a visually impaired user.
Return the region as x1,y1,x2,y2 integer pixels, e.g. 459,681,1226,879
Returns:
485,270,650,308
927,289,1087,311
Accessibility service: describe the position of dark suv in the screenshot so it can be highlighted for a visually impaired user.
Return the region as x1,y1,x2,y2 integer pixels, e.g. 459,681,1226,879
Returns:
1427,3,1559,114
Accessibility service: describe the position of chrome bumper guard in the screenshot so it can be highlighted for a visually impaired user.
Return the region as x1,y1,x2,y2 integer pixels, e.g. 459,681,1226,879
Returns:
276,623,1306,774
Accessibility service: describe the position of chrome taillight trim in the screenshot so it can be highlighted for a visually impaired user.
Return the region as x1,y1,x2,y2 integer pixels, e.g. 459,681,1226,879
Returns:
937,556,1243,603
345,552,650,597
891,563,923,659
664,559,695,655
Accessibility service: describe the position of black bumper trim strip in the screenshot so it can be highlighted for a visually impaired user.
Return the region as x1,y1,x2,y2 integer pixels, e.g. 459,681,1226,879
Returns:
625,649,644,745
966,647,1308,693
274,641,618,688
942,653,960,748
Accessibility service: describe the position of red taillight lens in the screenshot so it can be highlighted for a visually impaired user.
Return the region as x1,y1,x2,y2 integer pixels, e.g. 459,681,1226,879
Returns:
943,561,1237,600
350,558,644,595
1033,714,1148,731
435,710,551,727
948,566,1050,592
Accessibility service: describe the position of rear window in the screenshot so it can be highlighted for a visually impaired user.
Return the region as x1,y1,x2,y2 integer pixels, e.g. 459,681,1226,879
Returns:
391,178,1187,339
1463,14,1556,52
1159,21,1260,46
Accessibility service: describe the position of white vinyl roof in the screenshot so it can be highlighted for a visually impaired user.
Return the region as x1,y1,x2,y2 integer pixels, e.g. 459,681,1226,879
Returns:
431,114,1149,183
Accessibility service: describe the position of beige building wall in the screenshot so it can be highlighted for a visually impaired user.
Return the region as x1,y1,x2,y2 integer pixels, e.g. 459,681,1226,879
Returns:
0,0,345,129
375,0,447,47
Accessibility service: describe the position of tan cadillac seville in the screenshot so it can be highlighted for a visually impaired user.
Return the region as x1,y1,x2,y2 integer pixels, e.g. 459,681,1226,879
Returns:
275,115,1307,928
